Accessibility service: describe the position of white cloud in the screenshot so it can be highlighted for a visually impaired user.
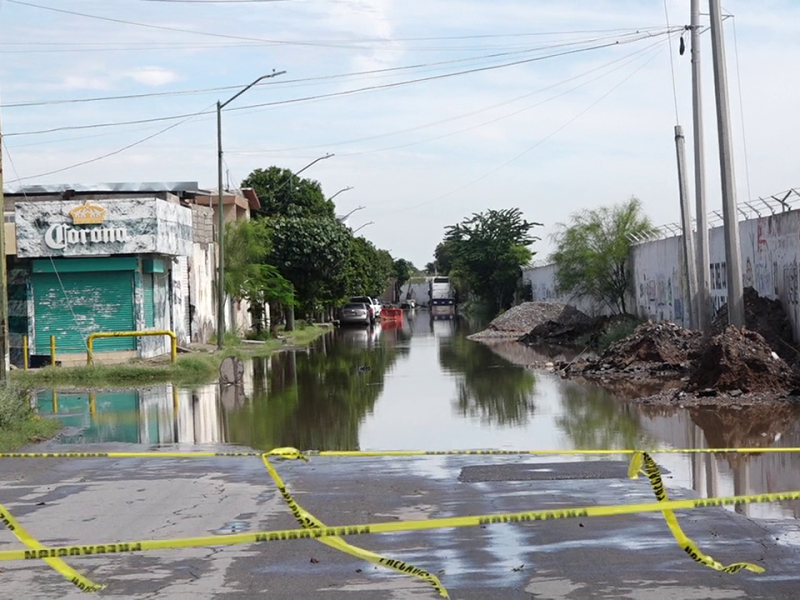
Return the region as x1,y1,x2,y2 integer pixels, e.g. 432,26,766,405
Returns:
125,67,179,87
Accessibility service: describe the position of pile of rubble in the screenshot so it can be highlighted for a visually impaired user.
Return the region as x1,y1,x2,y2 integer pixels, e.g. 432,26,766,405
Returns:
687,326,795,394
713,286,797,361
563,321,703,378
468,302,593,341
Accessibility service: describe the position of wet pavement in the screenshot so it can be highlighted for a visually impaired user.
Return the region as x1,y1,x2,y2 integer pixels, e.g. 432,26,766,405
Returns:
3,310,800,597
2,447,800,599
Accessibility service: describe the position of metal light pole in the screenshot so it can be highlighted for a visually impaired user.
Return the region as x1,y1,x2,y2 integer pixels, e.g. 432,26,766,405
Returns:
339,205,365,222
352,221,374,234
327,186,353,202
216,70,285,350
283,153,334,332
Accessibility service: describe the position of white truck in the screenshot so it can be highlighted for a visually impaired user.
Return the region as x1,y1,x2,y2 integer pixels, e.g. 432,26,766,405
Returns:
428,276,456,319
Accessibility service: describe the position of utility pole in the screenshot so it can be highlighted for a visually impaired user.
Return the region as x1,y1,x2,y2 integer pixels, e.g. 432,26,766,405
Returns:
0,115,8,379
690,0,711,331
216,71,285,350
675,125,698,329
709,0,744,327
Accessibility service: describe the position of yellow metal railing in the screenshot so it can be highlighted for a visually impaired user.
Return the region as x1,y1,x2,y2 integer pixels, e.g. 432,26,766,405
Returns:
86,330,177,365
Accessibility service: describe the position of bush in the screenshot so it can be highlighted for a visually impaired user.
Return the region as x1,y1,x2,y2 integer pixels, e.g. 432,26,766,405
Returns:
0,383,32,429
597,317,643,352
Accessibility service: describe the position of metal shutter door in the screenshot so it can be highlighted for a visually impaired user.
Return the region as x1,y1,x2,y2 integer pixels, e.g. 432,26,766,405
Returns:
33,271,136,354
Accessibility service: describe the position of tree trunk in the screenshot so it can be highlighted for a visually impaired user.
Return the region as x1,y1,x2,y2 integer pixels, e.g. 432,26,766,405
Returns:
285,304,295,332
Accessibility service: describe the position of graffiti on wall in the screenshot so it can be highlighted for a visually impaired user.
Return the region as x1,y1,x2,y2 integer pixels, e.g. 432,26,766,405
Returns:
785,261,799,305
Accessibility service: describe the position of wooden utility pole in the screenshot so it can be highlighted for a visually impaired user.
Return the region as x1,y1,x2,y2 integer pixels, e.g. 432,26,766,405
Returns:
0,114,9,378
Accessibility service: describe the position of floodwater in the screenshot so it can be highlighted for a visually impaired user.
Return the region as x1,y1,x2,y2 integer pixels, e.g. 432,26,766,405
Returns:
35,310,800,520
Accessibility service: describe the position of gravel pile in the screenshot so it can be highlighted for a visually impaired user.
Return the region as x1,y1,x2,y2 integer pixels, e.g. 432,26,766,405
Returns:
468,302,592,340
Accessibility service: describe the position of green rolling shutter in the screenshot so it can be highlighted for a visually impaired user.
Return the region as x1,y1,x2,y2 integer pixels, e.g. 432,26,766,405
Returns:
33,271,136,354
143,273,155,328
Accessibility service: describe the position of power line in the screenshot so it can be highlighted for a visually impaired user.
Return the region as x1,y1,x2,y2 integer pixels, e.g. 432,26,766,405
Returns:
3,28,676,109
4,29,679,137
373,43,669,217
229,36,668,156
6,104,215,182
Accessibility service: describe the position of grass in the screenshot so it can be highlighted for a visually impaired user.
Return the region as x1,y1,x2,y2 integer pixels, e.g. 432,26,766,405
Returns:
0,383,61,451
596,317,644,352
10,324,334,387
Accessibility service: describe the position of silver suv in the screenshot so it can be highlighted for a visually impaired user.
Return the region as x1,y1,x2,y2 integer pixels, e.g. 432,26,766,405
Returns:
349,296,376,323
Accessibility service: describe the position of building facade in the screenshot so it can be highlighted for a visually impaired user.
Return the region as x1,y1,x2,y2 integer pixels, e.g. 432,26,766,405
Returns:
6,184,196,366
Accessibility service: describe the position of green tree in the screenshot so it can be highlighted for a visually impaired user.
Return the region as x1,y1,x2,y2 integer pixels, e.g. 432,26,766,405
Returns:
392,259,415,299
442,208,541,313
241,166,335,219
268,216,352,317
224,220,294,332
550,197,656,314
342,236,393,298
438,333,537,425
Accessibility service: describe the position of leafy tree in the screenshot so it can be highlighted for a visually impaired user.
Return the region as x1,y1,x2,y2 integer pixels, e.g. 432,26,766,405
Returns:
268,216,352,316
392,259,415,298
442,208,541,313
341,236,393,298
224,220,294,332
550,197,656,314
241,166,335,219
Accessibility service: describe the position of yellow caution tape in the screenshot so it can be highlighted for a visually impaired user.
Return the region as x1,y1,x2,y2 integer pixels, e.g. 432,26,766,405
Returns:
3,447,800,459
261,454,448,598
630,452,764,574
2,488,800,563
0,502,105,592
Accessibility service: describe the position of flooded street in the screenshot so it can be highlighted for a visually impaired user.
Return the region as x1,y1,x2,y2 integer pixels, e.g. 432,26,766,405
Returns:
34,310,800,520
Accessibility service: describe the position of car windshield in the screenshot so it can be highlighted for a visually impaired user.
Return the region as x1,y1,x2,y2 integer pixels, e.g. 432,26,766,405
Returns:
343,303,365,309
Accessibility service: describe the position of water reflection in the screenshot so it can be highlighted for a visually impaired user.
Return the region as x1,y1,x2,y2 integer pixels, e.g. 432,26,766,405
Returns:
226,331,400,451
438,334,536,425
32,314,800,520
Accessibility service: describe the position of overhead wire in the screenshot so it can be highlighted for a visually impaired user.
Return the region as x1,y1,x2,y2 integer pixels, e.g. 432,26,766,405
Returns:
4,29,680,137
2,27,678,109
229,34,669,156
663,0,681,124
371,37,672,217
0,142,92,349
7,103,216,182
730,15,753,206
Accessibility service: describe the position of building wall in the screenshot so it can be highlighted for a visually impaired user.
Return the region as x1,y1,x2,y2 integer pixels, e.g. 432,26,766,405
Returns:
521,263,614,317
523,208,800,343
190,242,216,343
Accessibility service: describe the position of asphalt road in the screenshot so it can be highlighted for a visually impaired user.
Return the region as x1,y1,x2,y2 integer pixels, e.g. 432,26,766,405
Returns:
1,442,799,599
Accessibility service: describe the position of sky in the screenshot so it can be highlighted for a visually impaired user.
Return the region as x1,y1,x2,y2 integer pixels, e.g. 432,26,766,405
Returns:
1,0,799,269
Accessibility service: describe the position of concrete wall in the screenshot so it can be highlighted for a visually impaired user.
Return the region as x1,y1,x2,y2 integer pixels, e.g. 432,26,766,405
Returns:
523,207,800,343
521,263,614,317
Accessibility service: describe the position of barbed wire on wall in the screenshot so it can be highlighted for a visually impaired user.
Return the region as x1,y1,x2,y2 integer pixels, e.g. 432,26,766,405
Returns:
627,187,800,245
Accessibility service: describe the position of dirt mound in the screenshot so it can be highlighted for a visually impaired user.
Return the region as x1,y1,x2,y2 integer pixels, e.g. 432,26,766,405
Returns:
687,326,796,393
469,302,592,340
714,286,797,360
590,320,702,372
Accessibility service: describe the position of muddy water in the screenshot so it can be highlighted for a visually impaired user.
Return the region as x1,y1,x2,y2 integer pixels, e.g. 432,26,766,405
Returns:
35,310,800,519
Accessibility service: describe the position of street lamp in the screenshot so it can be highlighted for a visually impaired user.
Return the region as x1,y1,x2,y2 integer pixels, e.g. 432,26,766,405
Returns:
327,186,353,202
352,221,374,234
338,205,365,222
216,70,285,350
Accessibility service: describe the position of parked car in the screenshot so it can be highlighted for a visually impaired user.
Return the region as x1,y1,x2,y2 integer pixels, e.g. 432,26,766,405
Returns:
339,302,371,326
349,296,377,323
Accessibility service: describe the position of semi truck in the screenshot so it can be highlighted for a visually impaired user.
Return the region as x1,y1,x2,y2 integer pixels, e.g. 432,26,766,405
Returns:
428,276,456,319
